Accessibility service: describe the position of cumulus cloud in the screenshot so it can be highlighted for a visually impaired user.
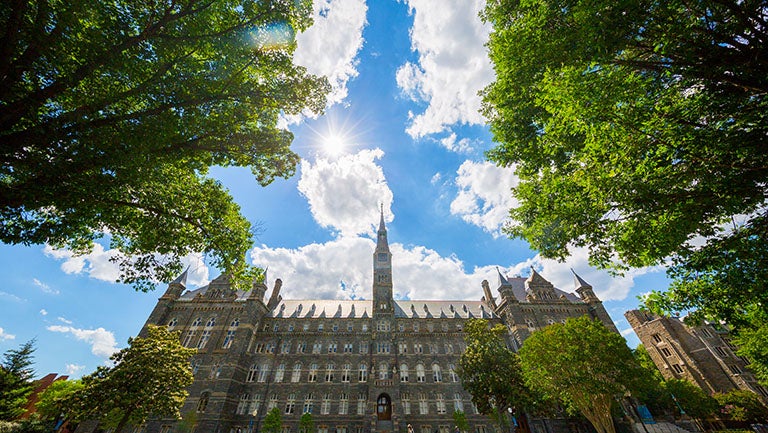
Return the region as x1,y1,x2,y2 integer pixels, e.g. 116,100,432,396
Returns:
33,278,59,295
47,325,119,359
250,237,661,305
0,327,15,341
39,309,48,316
450,160,519,235
297,149,394,236
295,0,368,106
65,363,86,377
43,244,209,288
396,0,493,139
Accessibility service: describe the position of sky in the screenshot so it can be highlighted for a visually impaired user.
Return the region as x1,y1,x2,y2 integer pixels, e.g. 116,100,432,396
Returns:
0,0,672,379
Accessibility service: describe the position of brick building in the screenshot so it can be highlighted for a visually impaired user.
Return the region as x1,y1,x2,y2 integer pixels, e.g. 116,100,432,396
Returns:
119,213,618,433
625,310,767,399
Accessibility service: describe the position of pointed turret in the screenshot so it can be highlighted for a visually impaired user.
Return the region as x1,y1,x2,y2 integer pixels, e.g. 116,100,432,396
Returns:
496,267,518,304
372,205,393,316
161,267,188,300
525,266,556,300
572,269,599,302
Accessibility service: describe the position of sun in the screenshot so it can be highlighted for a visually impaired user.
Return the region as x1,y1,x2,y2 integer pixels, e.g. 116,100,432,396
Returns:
321,132,347,156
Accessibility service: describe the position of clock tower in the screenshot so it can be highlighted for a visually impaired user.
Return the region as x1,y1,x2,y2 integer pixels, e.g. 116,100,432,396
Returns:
372,205,393,316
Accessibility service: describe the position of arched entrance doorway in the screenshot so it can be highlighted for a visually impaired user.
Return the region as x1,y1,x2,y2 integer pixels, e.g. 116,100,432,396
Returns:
376,393,392,420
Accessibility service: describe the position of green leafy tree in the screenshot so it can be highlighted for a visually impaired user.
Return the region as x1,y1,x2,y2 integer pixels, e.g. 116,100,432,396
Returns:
519,317,645,433
662,379,717,422
298,412,313,433
0,340,36,420
458,319,538,429
631,346,674,416
453,410,470,433
481,0,768,355
0,0,329,291
714,390,768,423
35,379,84,422
67,325,196,432
732,317,768,386
261,407,283,433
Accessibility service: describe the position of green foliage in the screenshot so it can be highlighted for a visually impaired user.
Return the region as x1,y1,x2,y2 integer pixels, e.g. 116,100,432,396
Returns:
519,317,645,433
67,325,196,432
262,407,283,433
458,319,539,427
453,410,469,433
0,0,330,291
663,379,717,421
0,340,36,420
0,417,50,433
481,0,768,388
631,345,675,416
298,412,313,433
714,390,768,423
733,317,768,386
176,410,198,433
35,379,83,421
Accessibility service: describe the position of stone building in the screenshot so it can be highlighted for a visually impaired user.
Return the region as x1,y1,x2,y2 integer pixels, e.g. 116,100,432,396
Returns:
130,213,618,433
625,310,768,399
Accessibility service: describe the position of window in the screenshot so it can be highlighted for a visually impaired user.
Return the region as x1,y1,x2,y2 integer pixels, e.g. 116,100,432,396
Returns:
362,323,368,332
288,323,294,332
379,362,390,380
197,392,209,412
419,393,429,414
209,363,221,379
347,323,354,332
399,323,405,332
416,364,426,382
652,334,662,343
400,364,409,382
292,363,302,382
303,323,310,331
332,323,339,332
414,343,423,353
281,341,291,354
159,426,171,433
432,364,442,382
273,324,279,332
326,363,335,382
661,347,672,357
429,343,438,354
267,393,278,411
258,364,269,382
421,427,431,433
182,330,196,347
309,363,318,382
339,393,349,415
266,342,275,353
714,346,729,357
197,329,211,349
318,323,324,331
436,393,446,414
453,393,464,412
359,342,369,354
336,428,347,433
378,321,390,331
190,358,200,375
255,343,266,353
321,393,332,415
246,364,258,382
427,323,434,332
275,364,285,383
341,364,351,382
192,317,203,327
357,392,367,415
402,392,411,415
476,427,488,433
448,364,458,382
672,364,684,374
167,318,178,329
250,394,261,416
297,341,306,353
328,342,338,353
729,364,742,374
442,323,449,332
444,343,453,354
318,427,328,433
359,364,368,381
344,343,353,353
303,393,314,414
399,343,408,354
236,393,251,415
700,328,713,338
377,342,390,353
285,393,296,414
312,342,322,354
413,323,419,332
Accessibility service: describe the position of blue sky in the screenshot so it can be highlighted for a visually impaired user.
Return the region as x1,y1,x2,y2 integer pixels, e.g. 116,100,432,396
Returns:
0,0,671,379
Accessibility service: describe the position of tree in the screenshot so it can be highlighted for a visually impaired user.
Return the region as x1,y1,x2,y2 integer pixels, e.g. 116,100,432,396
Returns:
298,412,313,433
453,410,470,433
481,0,768,349
631,346,674,417
662,379,717,422
35,379,84,423
458,319,539,429
732,317,768,386
67,325,196,432
519,317,646,433
262,407,283,433
714,390,768,423
0,340,36,420
0,0,329,291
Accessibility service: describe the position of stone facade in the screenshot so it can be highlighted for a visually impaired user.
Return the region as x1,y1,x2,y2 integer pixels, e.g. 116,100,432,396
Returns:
127,214,617,433
625,310,768,399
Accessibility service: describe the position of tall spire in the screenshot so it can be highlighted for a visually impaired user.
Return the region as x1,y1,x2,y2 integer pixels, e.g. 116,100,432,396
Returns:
376,203,389,250
373,205,393,316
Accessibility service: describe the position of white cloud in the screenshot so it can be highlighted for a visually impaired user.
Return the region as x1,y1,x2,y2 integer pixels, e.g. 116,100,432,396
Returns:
0,291,24,303
250,237,661,305
0,327,16,341
294,0,368,106
43,244,209,288
450,160,519,235
297,149,394,237
39,309,48,316
439,133,476,153
33,278,59,295
65,363,86,377
397,0,493,138
47,325,119,359
620,328,636,337
57,317,73,325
